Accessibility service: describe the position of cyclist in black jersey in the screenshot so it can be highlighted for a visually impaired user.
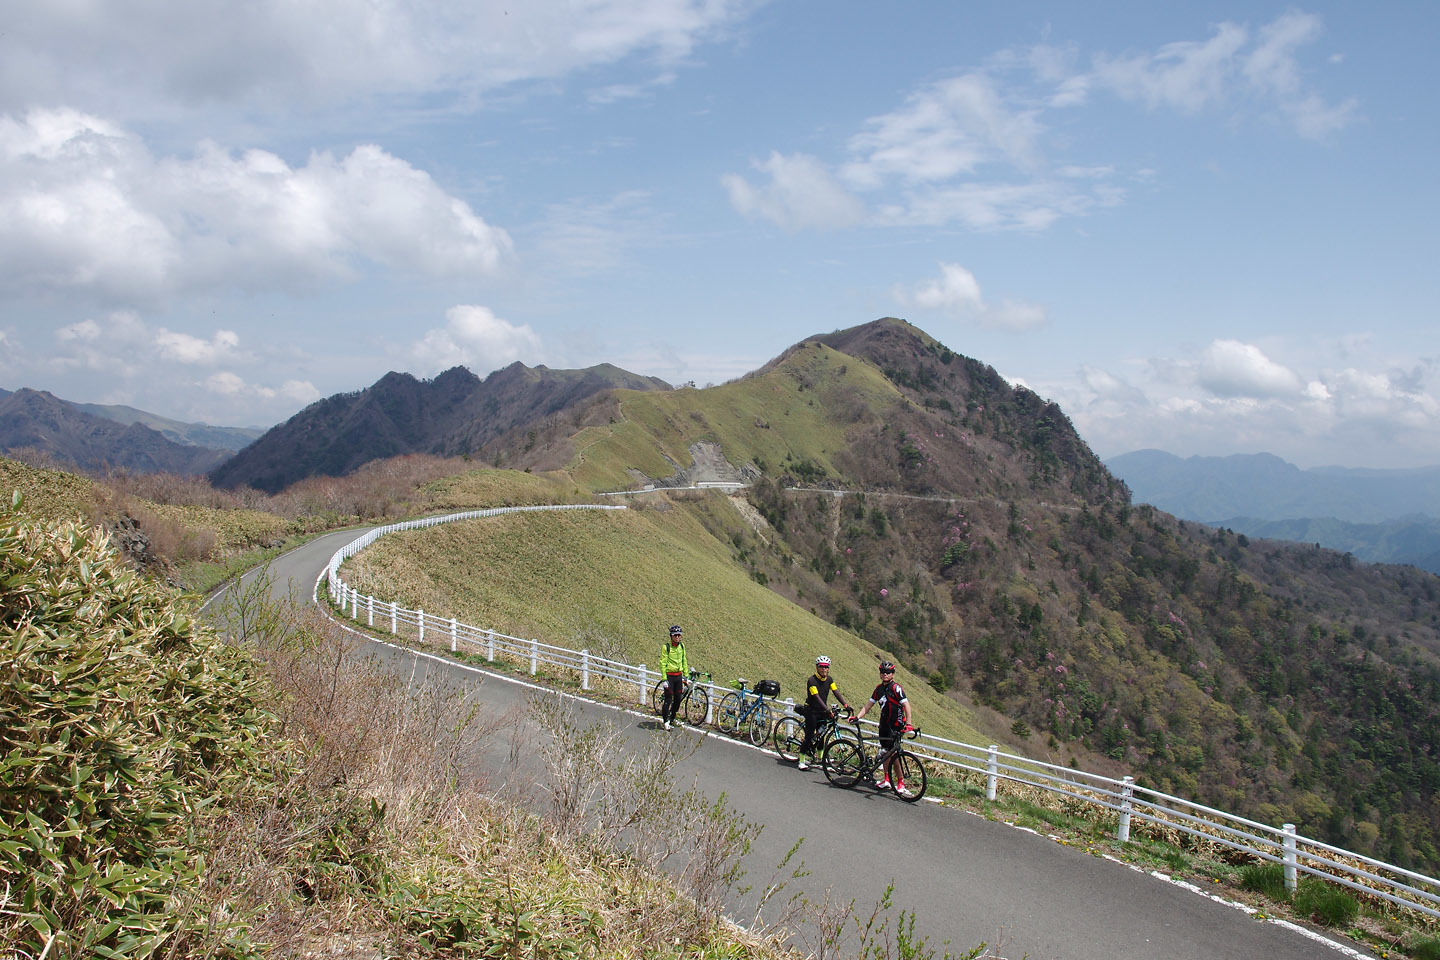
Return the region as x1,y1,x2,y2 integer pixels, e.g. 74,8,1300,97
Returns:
852,660,913,793
798,655,850,771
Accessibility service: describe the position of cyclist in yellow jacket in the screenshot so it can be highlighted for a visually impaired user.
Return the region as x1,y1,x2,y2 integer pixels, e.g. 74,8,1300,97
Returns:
659,624,689,730
798,655,850,770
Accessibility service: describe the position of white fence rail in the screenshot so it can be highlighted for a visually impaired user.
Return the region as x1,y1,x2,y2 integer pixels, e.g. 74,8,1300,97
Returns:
325,505,1440,921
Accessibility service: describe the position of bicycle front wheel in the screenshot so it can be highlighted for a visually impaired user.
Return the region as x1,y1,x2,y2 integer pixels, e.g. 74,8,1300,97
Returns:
773,716,804,761
650,680,667,715
892,751,928,802
822,738,865,788
746,701,773,746
684,685,711,726
715,692,742,734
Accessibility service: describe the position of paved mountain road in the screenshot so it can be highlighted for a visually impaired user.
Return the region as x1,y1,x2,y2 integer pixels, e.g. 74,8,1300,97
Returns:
225,527,1374,960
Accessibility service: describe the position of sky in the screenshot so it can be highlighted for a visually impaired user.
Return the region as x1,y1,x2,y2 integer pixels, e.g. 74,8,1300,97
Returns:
1,1,1436,469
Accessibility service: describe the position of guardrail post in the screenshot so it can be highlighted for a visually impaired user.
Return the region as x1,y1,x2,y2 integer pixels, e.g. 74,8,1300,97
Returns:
486,630,495,662
987,745,1000,801
418,609,425,643
638,665,647,704
450,617,457,652
530,639,539,675
390,600,397,634
1283,823,1298,893
581,649,590,690
1117,776,1134,843
367,595,374,628
349,587,357,617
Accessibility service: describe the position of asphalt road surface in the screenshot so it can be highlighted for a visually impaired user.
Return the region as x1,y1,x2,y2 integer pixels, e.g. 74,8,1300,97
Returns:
218,526,1377,960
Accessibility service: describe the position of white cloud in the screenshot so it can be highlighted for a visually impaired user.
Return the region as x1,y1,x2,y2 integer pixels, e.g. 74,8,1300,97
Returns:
721,152,866,231
842,73,1044,189
723,13,1352,238
1196,339,1304,398
410,305,543,376
1086,13,1356,138
50,311,252,374
0,109,514,305
156,329,240,365
0,0,754,118
905,263,983,312
532,191,664,277
896,263,1048,331
1058,343,1440,468
1091,23,1249,114
205,371,319,405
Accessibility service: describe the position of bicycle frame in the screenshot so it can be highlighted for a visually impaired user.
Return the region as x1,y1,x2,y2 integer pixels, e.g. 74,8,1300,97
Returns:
652,669,712,725
820,719,928,801
716,679,775,746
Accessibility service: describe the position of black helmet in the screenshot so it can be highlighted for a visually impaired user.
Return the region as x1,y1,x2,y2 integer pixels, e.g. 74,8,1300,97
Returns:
878,660,895,673
669,625,683,637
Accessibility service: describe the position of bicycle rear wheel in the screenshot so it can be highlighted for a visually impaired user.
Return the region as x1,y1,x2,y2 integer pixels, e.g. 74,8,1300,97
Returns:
684,685,711,726
821,738,865,788
773,716,804,761
715,692,742,734
892,751,928,802
650,680,667,715
746,701,773,746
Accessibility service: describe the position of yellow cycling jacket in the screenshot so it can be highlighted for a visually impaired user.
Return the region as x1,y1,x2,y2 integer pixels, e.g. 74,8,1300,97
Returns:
661,640,689,675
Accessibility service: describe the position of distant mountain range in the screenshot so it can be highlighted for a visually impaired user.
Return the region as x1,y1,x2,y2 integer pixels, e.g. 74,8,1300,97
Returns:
0,388,247,475
1106,449,1440,573
67,400,263,452
208,361,672,493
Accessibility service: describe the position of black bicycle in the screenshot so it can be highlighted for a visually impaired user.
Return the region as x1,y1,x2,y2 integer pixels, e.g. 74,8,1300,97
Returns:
821,719,927,802
774,704,853,763
650,669,712,725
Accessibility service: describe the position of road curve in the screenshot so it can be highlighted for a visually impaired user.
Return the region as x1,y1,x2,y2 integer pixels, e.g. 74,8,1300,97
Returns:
228,526,1376,960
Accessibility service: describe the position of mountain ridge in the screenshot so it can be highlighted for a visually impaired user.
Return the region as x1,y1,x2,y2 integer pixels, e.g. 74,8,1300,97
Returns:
1107,448,1440,523
0,388,235,475
208,361,672,493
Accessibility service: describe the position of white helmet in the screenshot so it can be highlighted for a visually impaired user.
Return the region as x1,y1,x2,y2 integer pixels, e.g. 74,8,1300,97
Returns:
815,656,831,667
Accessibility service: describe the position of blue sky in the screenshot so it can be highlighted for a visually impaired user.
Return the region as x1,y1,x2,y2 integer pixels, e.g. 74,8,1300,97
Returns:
1,2,1436,468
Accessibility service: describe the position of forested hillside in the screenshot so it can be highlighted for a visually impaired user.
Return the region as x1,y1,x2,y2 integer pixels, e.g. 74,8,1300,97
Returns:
545,318,1440,870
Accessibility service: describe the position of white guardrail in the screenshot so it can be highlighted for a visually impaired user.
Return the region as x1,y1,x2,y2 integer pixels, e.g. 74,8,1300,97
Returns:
325,505,1440,921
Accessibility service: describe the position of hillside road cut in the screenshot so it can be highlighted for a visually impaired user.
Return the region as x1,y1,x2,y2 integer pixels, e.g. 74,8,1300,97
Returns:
223,526,1377,960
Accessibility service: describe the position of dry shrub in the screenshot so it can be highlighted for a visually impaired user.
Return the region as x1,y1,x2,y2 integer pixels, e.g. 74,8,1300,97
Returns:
102,467,243,510
202,574,791,959
119,498,220,563
529,693,764,943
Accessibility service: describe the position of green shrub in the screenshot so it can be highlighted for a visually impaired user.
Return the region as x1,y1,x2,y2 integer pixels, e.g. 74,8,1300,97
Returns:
1293,877,1359,927
1410,937,1440,960
0,495,281,958
1239,862,1289,900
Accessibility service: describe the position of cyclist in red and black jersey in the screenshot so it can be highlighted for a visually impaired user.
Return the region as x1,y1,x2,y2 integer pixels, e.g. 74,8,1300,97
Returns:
852,660,913,792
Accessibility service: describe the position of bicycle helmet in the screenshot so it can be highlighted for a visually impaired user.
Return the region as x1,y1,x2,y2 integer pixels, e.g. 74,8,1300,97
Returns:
815,656,831,667
669,625,683,637
878,660,895,673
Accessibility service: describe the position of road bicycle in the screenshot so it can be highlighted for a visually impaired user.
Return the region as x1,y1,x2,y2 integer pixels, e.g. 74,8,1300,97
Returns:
821,719,928,802
650,669,713,725
774,703,854,763
716,678,779,746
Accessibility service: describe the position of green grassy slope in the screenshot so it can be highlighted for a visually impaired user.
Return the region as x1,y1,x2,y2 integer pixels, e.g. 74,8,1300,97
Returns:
568,343,906,491
342,495,985,744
